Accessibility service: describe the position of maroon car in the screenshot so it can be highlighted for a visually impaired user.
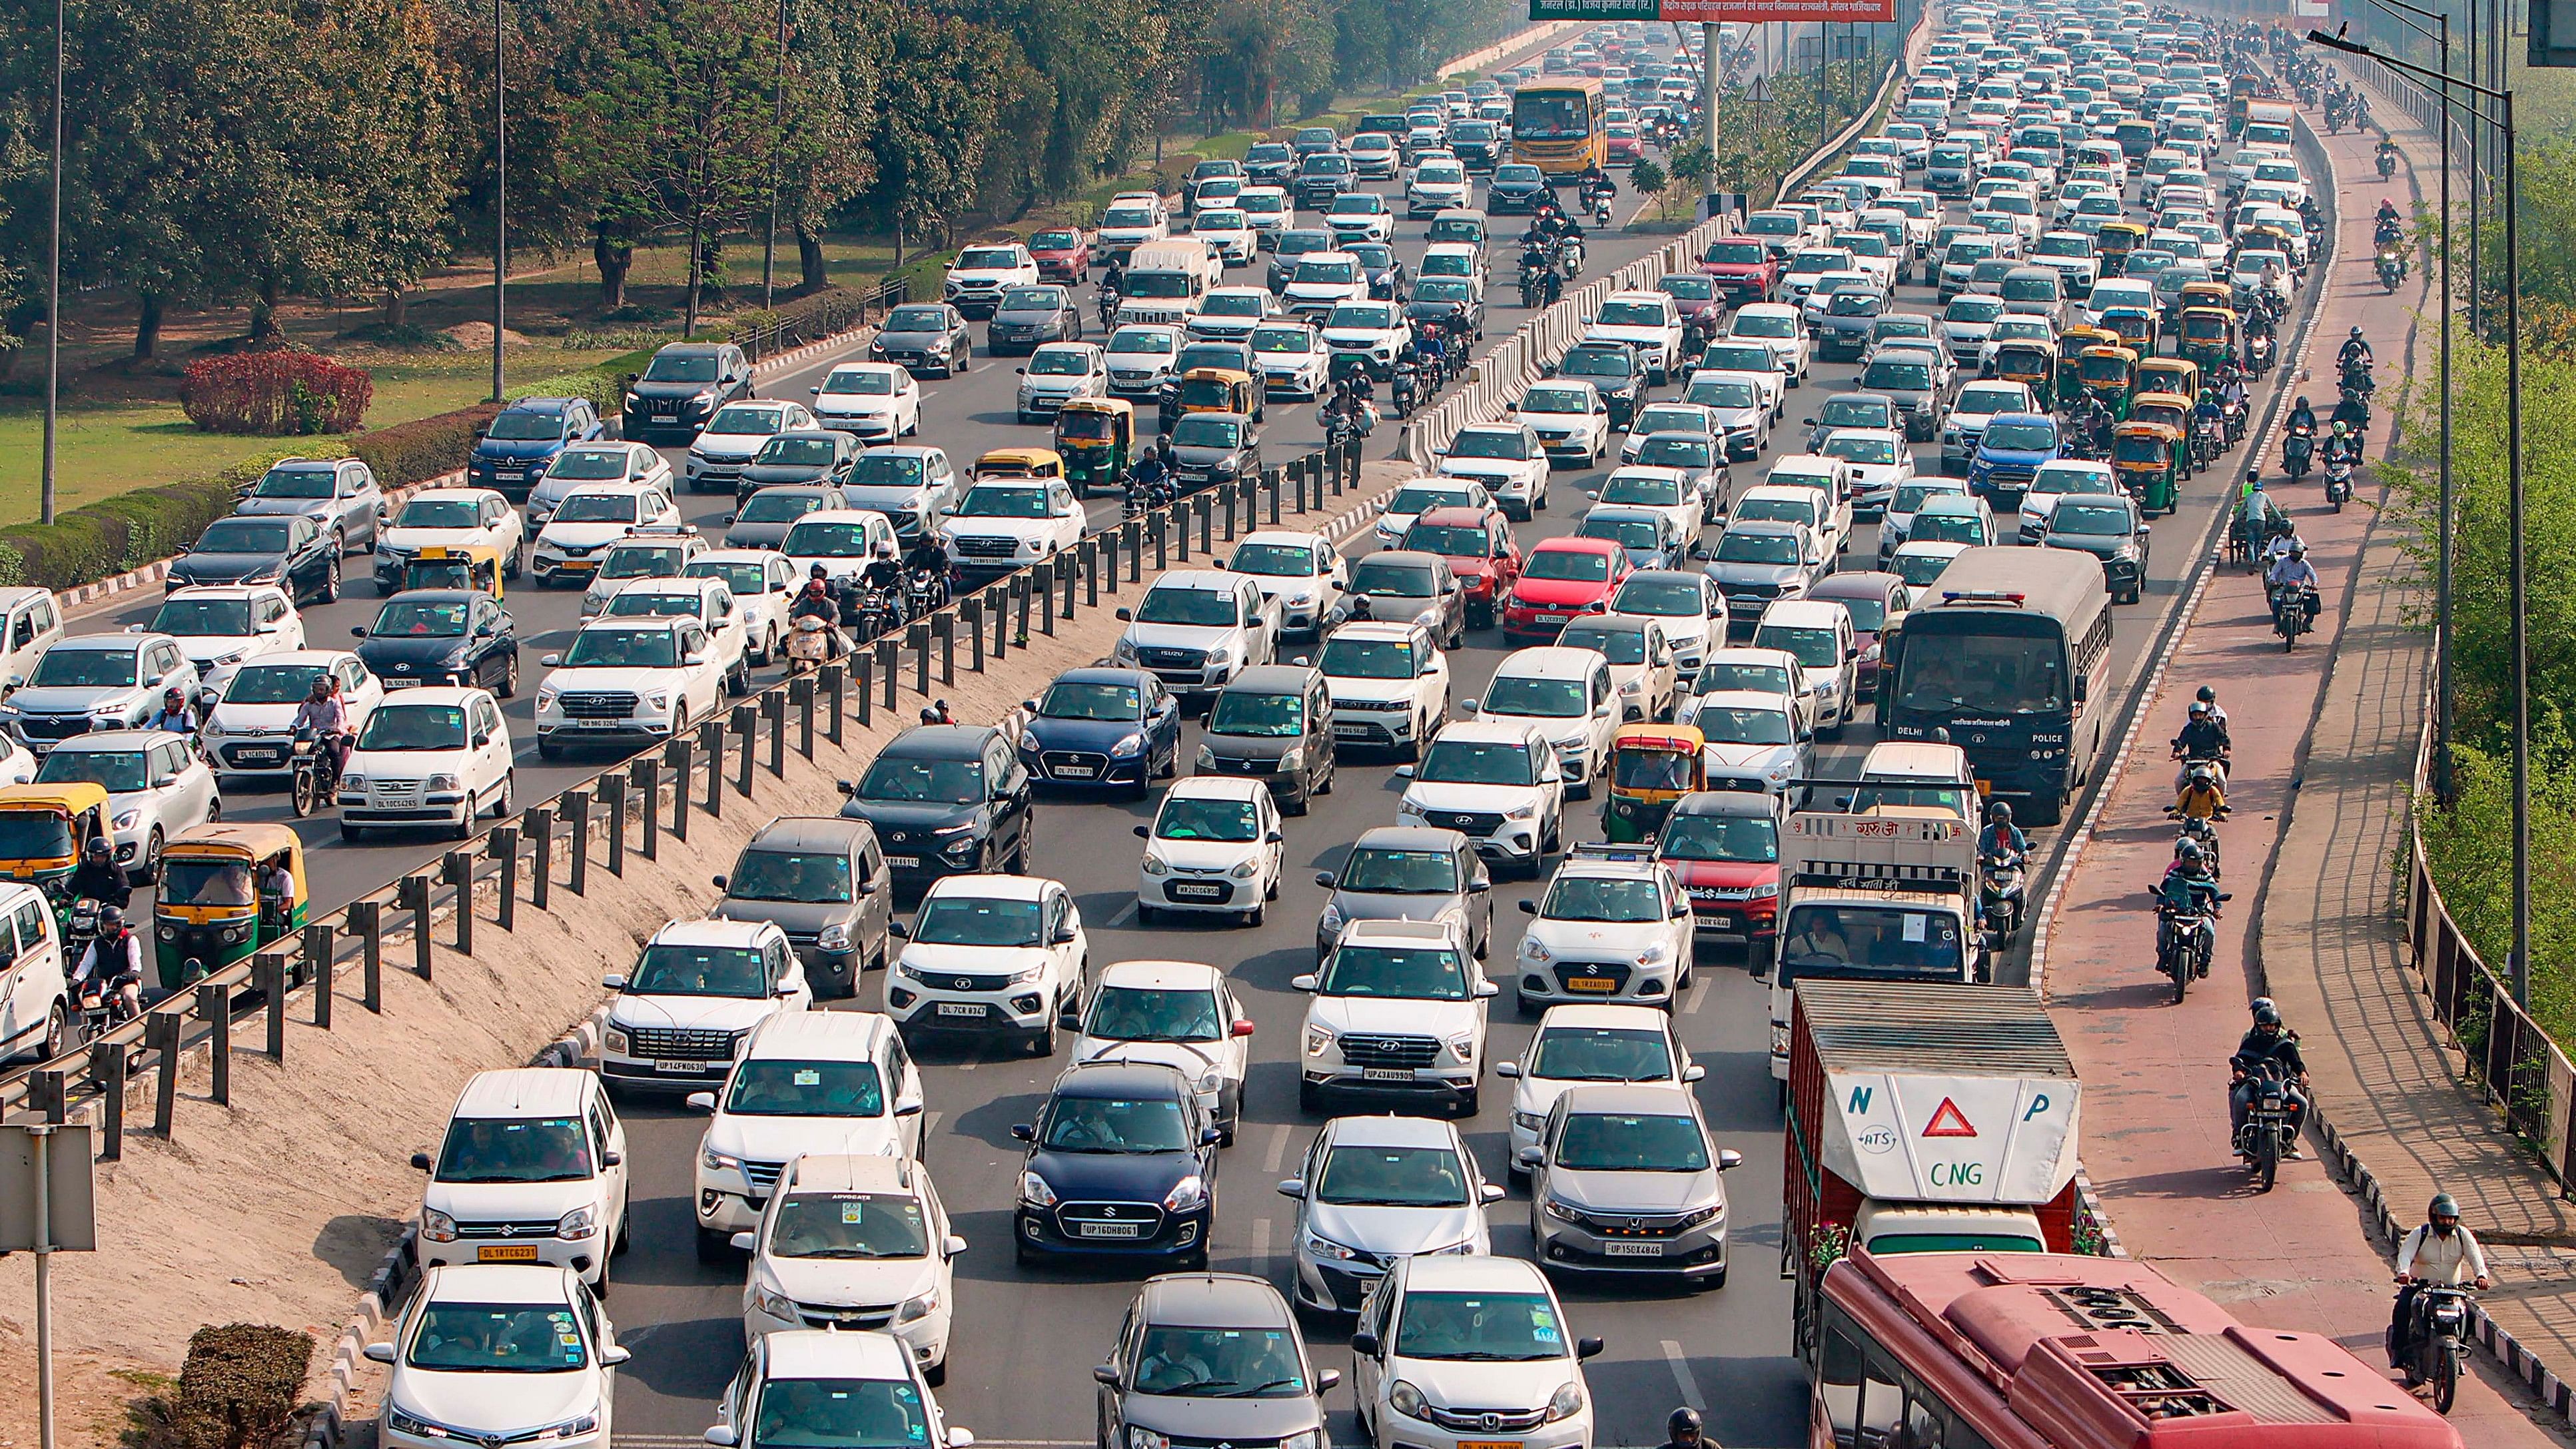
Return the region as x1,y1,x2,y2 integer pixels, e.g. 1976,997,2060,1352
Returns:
1399,504,1522,630
1699,236,1780,304
1655,272,1722,328
1805,570,1910,692
1029,227,1091,284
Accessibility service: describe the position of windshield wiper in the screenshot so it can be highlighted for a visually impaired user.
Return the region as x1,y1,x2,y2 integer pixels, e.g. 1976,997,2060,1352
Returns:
1154,1379,1238,1396
1202,1379,1303,1398
1323,1195,1462,1208
1430,1350,1555,1362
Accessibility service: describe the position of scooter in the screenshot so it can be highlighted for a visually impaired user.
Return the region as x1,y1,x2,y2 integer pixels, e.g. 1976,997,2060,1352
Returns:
1591,194,1613,228
2248,332,2276,373
2377,250,2407,292
2152,889,2217,1003
785,614,837,674
1980,851,2027,940
2378,149,2399,181
2236,1057,2299,1191
2324,454,2355,510
1390,362,1422,420
2397,1281,2474,1412
2282,426,2315,480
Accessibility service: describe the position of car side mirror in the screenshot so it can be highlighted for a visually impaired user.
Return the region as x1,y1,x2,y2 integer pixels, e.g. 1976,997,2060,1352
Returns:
1350,1332,1382,1359
363,1342,396,1365
686,1091,718,1112
600,1149,624,1168
895,1093,923,1117
1516,1145,1545,1168
889,921,911,939
1318,1368,1342,1392
1474,980,1498,999
1577,1336,1605,1360
602,973,628,990
350,626,369,639
1093,1366,1120,1388
1290,973,1320,992
1481,1183,1507,1204
1116,608,1132,621
1133,825,1150,839
1230,1018,1256,1038
704,1430,739,1448
1011,1123,1035,1142
1718,1149,1745,1171
542,654,564,668
410,1151,433,1171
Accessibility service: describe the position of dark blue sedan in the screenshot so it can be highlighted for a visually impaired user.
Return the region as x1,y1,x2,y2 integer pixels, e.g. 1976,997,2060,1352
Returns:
1014,667,1182,797
1013,1061,1218,1268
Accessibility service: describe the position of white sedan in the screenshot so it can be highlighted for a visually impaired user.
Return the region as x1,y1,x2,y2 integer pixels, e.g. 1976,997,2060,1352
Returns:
1818,427,1917,513
1513,380,1613,467
1725,304,1813,386
1248,322,1330,398
807,362,923,443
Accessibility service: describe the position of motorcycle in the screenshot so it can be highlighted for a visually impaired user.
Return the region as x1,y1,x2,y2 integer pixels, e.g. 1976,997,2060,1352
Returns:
62,897,101,969
785,613,838,674
2248,332,2275,373
2176,814,2224,880
2152,887,2218,1003
1390,363,1422,420
77,969,137,1050
849,586,901,646
2271,582,2317,650
2282,426,2316,480
905,566,947,620
1122,477,1175,520
2398,1281,2474,1412
2339,385,2374,432
2377,250,2407,292
1096,286,1121,328
2324,454,2355,510
2236,1057,2299,1192
1519,264,1547,309
289,725,340,819
1980,851,2026,940
2170,751,2230,819
2378,148,2399,181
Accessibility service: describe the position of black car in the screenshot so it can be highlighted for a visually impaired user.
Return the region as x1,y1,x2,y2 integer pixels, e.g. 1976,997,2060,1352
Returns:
1487,164,1551,215
871,303,976,378
1552,342,1645,430
1347,244,1410,304
1267,229,1336,294
1164,412,1263,496
1289,126,1340,158
1244,143,1296,185
987,284,1083,354
1198,664,1334,815
734,429,859,504
170,514,342,604
1011,1061,1219,1268
2041,495,2152,604
623,341,755,442
1404,280,1486,339
1172,340,1258,381
835,724,1035,885
1812,290,1887,362
1293,153,1356,208
349,589,520,695
1449,120,1504,171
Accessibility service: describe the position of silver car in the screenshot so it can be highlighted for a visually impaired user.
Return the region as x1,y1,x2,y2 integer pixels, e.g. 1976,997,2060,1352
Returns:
1523,1083,1739,1282
1280,1115,1500,1314
232,457,385,554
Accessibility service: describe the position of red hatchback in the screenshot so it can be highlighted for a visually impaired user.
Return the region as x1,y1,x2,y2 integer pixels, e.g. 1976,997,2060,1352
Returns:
1655,789,1784,955
1501,536,1629,640
1028,227,1092,284
1398,505,1522,630
1698,235,1780,304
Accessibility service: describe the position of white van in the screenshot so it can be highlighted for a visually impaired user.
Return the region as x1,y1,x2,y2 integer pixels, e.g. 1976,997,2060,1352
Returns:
1117,239,1226,328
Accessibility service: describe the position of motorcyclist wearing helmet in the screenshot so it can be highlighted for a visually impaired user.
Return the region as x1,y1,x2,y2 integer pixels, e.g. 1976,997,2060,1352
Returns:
2172,698,2232,788
2268,542,2322,623
2391,1191,2492,1370
67,836,133,911
290,672,352,782
2338,326,2373,373
1978,800,2028,865
2157,840,2224,975
2323,417,2365,468
2229,997,2310,1147
2287,394,2317,436
904,533,953,592
2196,684,2230,730
143,687,198,737
73,903,145,1021
1657,1406,1711,1449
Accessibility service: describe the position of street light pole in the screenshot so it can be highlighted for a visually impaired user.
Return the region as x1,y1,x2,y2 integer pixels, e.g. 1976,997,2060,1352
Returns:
41,0,62,528
763,0,786,308
491,0,507,404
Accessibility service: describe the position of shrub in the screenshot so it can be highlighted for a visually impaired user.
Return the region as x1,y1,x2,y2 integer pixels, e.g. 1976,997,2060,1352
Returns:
128,1322,314,1449
179,354,374,436
352,404,501,490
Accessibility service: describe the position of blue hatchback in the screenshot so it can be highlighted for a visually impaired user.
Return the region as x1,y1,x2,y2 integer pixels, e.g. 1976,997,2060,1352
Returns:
468,396,605,498
1013,666,1183,797
1968,411,2065,515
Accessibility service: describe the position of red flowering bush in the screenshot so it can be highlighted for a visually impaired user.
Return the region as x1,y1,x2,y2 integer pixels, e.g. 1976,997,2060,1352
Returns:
179,352,374,435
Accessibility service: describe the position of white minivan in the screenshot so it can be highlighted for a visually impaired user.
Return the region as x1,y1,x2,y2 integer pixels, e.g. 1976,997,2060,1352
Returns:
412,1068,632,1292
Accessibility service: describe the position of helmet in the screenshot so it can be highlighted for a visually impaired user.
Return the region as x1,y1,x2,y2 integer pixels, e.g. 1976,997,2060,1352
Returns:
2351,325,2364,337
2189,700,2209,716
2291,544,2307,557
809,563,829,578
1668,1409,1703,1438
163,687,184,704
2429,1192,2460,1221
1987,801,2013,824
2332,420,2349,435
83,837,109,863
2296,394,2310,409
311,674,334,693
2253,1000,2283,1028
2198,686,2218,704
100,905,125,930
2178,841,2206,867
2247,468,2263,484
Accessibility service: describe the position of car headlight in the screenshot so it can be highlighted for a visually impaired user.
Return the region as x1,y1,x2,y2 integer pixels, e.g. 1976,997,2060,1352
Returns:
1541,1195,1583,1222
420,1207,459,1243
1388,1380,1430,1422
1021,1171,1059,1207
1513,1110,1547,1133
1007,964,1045,986
1114,638,1139,661
1318,900,1344,934
895,1288,940,1324
387,1408,446,1440
556,1205,598,1240
1447,1031,1476,1063
644,692,671,711
1162,1175,1208,1213
1279,1430,1321,1449
113,809,141,831
1196,743,1216,768
426,774,460,793
1505,802,1537,821
1304,1025,1334,1057
340,773,367,791
537,688,559,712
1141,851,1170,877
1545,1382,1585,1424
1110,732,1145,756
1207,648,1232,667
1639,942,1671,965
1128,1430,1170,1449
1303,1226,1362,1261
815,923,851,951
753,1282,797,1321
704,1146,743,1174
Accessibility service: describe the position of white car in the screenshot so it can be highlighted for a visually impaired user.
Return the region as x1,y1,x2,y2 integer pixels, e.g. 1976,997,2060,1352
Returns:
531,482,681,587
1325,192,1396,246
1237,186,1293,244
1558,614,1678,722
1683,363,1783,434
408,1067,628,1289
685,1011,924,1248
1417,242,1488,289
1294,917,1494,1115
1622,400,1727,467
526,443,671,530
2030,230,2101,293
1188,286,1278,344
370,1263,627,1449
1373,476,1492,549
1072,959,1254,1139
203,650,382,783
1406,161,1472,217
1469,646,1619,798
1013,341,1109,422
1112,568,1281,697
1193,208,1257,265
777,508,902,586
1248,321,1330,398
536,614,729,758
1226,528,1346,637
1692,686,1810,795
1513,380,1612,468
579,527,709,618
1134,776,1285,927
684,550,800,666
1585,468,1698,553
685,400,818,494
1605,568,1725,679
1435,423,1547,520
1350,1254,1597,1449
1778,247,1857,305
1317,618,1450,759
338,686,514,839
1104,323,1187,397
709,1330,970,1449
1511,845,1697,1014
1497,1003,1703,1168
1097,193,1170,258
1583,290,1685,384
1320,300,1412,375
942,241,1041,314
735,1153,961,1380
939,478,1084,578
807,362,923,443
1942,378,2037,470
2016,459,2124,542
843,446,961,542
1817,421,1917,513
593,576,751,691
1752,598,1859,733
140,584,303,688
373,489,526,594
33,728,216,877
600,914,811,1097
887,873,1089,1049
1282,250,1372,317
1394,718,1564,877
1725,303,1813,384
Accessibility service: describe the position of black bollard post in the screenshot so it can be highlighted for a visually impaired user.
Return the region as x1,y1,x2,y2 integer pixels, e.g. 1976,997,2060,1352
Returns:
350,899,382,1012
791,676,815,759
1126,520,1144,582
398,873,433,979
763,692,786,775
93,1037,124,1159
908,623,931,695
530,807,555,908
731,706,756,797
965,598,986,672
149,1010,182,1137
1083,540,1100,608
698,722,725,817
563,791,590,898
197,983,230,1105
259,951,288,1060
934,615,955,684
305,923,334,1027
876,639,899,707
664,738,691,843
492,827,520,930
824,662,846,745
600,773,627,876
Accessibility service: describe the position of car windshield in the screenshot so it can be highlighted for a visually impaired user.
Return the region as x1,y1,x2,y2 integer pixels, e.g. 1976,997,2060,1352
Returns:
854,755,985,805
1827,292,1883,318
1659,276,1713,302
193,520,291,554
1558,350,1632,380
550,448,632,482
598,544,686,580
779,522,879,558
1407,520,1497,558
1823,434,1900,465
1685,379,1757,410
1201,292,1266,318
1338,844,1461,894
223,662,335,704
1320,636,1421,682
1130,1325,1308,1398
395,497,485,530
725,849,853,903
766,1191,923,1261
1658,806,1780,860
1136,586,1238,627
1392,1291,1566,1361
1170,416,1244,448
847,456,927,492
1779,902,1965,975
1043,1091,1189,1152
887,307,950,331
1318,941,1468,997
1295,261,1358,285
823,368,896,396
1568,618,1656,662
1597,301,1667,328
1317,1143,1470,1207
1523,548,1611,584
999,286,1060,311
725,1059,887,1119
1715,532,1800,566
1088,983,1222,1042
1821,590,1887,630
35,748,145,793
741,492,830,525
952,485,1050,519
749,1378,931,1449
1983,419,2058,450
1110,329,1178,356
1039,680,1142,721
689,562,773,598
1698,705,1793,745
1250,327,1312,354
1414,280,1474,304
644,352,723,382
1529,1025,1674,1081
1207,689,1301,738
354,703,467,751
1544,875,1665,923
2031,468,2114,497
1482,672,1588,719
1030,349,1099,379
1615,576,1704,616
913,891,1046,947
151,597,253,637
1956,382,2028,414
1519,386,1590,414
1348,558,1438,598
552,494,640,524
1557,1111,1710,1171
1601,474,1684,507
1579,517,1661,554
406,1304,588,1372
253,466,339,498
1753,624,1839,671
2052,502,2132,534
1864,360,1932,390
628,942,767,997
434,1117,591,1184
562,628,679,669
1416,738,1535,785
707,406,786,436
1154,794,1260,843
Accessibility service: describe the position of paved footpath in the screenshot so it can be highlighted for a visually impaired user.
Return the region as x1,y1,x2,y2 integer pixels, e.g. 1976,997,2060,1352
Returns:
2034,77,2576,1444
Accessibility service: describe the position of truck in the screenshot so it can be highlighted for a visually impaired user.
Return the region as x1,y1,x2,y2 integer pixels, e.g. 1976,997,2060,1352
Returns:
1766,807,1988,1084
1783,979,2083,1362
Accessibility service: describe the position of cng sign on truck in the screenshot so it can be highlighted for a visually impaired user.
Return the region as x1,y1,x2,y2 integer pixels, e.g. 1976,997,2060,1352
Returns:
1823,1071,2080,1204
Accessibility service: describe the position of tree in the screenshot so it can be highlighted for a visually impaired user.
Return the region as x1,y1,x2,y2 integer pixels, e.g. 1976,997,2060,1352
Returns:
1630,158,1667,221
861,12,1009,262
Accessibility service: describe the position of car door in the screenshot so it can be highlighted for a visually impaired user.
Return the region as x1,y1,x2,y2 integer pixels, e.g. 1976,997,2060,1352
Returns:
852,833,892,967
168,737,217,827
883,1027,927,1159
336,656,382,734
987,740,1033,856
472,695,511,795
1236,581,1272,664
0,904,36,1055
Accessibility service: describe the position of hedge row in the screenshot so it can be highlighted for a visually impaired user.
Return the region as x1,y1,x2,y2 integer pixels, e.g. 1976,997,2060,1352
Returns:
179,352,375,435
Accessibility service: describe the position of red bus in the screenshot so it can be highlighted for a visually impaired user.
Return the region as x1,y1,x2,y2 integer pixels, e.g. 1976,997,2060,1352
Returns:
1812,1250,2466,1448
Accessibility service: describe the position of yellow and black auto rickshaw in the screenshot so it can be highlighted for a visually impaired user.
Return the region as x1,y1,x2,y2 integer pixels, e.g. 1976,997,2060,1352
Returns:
2055,325,2118,404
2078,345,2139,421
1602,724,1706,843
971,446,1067,482
2110,420,2184,515
401,543,504,599
0,783,111,897
2138,358,2200,410
2095,221,2149,276
2100,305,2158,356
1161,367,1263,434
1994,338,2059,409
2177,306,2238,369
1053,397,1135,499
153,823,307,992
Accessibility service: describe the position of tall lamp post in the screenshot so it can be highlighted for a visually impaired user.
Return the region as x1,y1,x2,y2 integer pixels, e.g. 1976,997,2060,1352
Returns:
761,0,787,308
40,0,62,527
2310,25,2522,1003
490,0,507,404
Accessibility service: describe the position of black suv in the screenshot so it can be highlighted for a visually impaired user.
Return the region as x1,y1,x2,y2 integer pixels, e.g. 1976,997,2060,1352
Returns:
1244,143,1296,185
835,724,1035,886
624,341,755,442
1553,342,1647,431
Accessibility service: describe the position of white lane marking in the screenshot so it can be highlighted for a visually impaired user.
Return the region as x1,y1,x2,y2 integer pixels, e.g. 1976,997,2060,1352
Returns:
924,1110,945,1139
1662,1338,1706,1408
1106,898,1138,927
1263,1122,1294,1176
1687,976,1712,1015
1248,1216,1274,1265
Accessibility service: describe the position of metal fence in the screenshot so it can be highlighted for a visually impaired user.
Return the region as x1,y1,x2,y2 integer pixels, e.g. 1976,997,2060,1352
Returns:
735,278,912,363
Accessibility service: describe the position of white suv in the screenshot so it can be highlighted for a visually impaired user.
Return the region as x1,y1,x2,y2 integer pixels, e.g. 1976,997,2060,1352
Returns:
411,1068,630,1291
532,482,681,587
600,916,811,1095
1111,569,1281,698
1225,528,1346,639
1468,647,1620,799
1511,844,1697,1014
684,1010,923,1254
596,576,751,693
939,477,1086,581
685,400,817,494
1294,917,1495,1116
1104,324,1187,397
203,650,382,783
735,1153,963,1382
144,584,304,688
687,550,801,666
943,242,1041,316
1316,619,1450,759
578,527,709,618
338,686,514,841
1583,290,1686,384
885,873,1089,1053
1436,423,1549,520
536,616,728,759
1350,1254,1599,1449
1394,718,1565,877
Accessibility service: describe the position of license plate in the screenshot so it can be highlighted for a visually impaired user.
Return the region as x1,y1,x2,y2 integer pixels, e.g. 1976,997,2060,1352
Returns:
236,749,282,765
886,855,921,869
1458,1441,1522,1449
383,678,422,690
1361,1067,1414,1083
1078,1220,1144,1239
1053,764,1096,779
1567,977,1618,993
477,1244,542,1262
1334,724,1374,736
577,718,622,729
936,1003,987,1018
1172,883,1223,899
495,470,525,480
653,1059,703,1075
1603,1241,1663,1257
560,560,597,572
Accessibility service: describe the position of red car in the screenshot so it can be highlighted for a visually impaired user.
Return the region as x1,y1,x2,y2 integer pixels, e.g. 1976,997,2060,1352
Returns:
1806,570,1909,694
1501,536,1629,640
1605,126,1643,165
1028,227,1091,284
1656,790,1784,955
1698,235,1780,304
1398,504,1522,630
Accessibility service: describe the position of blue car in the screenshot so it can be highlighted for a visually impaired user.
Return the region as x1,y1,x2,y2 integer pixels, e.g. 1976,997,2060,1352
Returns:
1012,1061,1219,1268
467,396,606,500
1013,666,1183,797
1968,411,2066,515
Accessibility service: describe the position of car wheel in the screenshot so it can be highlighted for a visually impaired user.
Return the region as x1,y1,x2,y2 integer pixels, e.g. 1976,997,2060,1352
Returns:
489,772,514,819
141,828,164,883
1244,897,1264,927
1031,1010,1057,1057
340,821,366,842
318,558,340,605
40,1000,67,1061
498,651,520,698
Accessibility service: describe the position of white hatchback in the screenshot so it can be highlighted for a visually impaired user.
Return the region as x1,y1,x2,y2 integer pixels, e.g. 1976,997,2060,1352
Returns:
735,1153,963,1381
338,687,514,840
370,1264,626,1449
1134,776,1284,927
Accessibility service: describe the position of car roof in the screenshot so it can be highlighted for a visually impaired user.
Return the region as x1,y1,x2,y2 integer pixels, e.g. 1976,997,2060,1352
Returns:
1808,571,1902,600
1758,600,1849,628
1139,1272,1295,1328
1495,646,1607,680
421,1262,581,1304
1094,959,1224,992
51,729,183,752
1670,787,1783,819
1429,717,1545,747
1352,824,1468,853
1226,664,1319,695
1399,1252,1551,1294
651,915,775,948
743,1011,893,1061
745,815,873,852
1326,1113,1462,1150
763,1328,915,1381
1053,1059,1194,1098
781,1153,918,1197
452,1067,593,1119
921,871,1053,904
1163,775,1270,805
885,724,999,759
370,686,487,706
1149,569,1238,592
1561,1081,1702,1116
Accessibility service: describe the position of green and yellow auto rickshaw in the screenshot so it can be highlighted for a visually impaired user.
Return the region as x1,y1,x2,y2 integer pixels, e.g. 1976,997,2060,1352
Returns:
2095,221,2149,276
2177,306,2238,370
1994,338,2060,410
153,823,307,991
2129,392,2205,476
2111,420,2184,514
2056,325,2119,404
0,783,111,897
401,542,504,600
2100,306,2158,356
2138,357,2200,406
1053,396,1135,499
2078,345,2139,421
1602,724,1706,844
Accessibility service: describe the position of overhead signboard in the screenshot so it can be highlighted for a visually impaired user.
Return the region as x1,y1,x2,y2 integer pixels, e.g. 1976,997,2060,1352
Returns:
1529,0,1661,19
2537,0,2576,65
1668,0,1896,21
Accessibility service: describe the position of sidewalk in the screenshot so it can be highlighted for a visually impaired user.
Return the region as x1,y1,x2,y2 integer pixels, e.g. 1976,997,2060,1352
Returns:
2032,81,2575,1443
